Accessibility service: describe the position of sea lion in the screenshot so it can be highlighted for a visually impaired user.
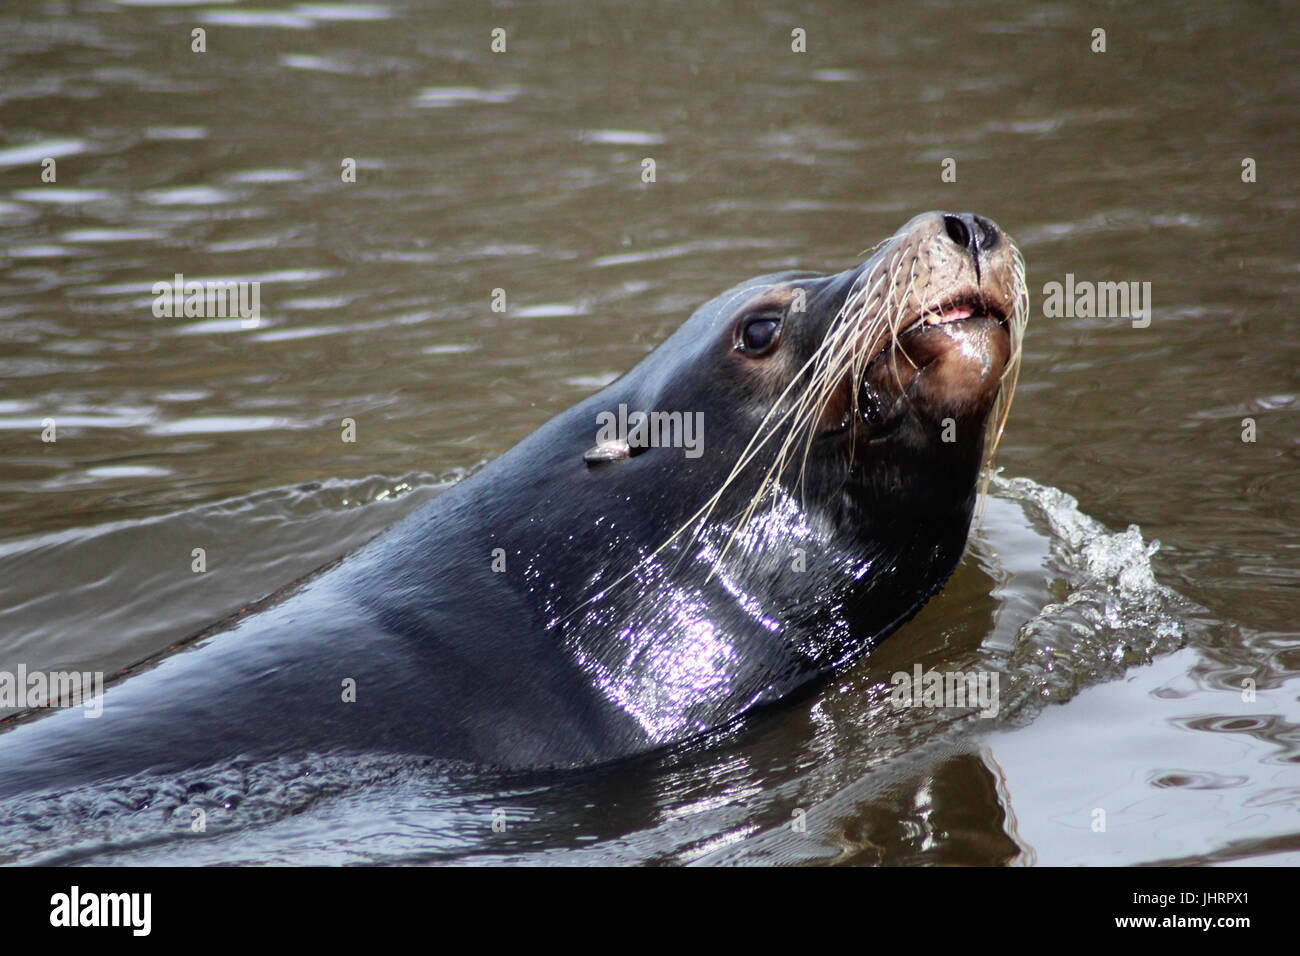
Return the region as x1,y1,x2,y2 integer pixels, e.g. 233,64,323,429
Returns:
0,210,1026,796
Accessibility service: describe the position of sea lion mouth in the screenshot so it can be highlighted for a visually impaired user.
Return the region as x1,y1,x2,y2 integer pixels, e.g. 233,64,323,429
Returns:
860,316,1010,437
818,291,1013,441
904,294,1009,334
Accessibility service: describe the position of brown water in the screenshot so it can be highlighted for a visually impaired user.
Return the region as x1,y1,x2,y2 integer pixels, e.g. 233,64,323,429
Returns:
0,0,1297,865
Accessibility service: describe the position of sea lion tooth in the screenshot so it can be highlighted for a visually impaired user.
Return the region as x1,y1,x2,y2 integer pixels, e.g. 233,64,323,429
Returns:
923,304,975,326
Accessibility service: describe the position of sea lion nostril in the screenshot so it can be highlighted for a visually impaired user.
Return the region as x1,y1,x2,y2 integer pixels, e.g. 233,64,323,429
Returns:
943,214,971,250
972,214,1000,250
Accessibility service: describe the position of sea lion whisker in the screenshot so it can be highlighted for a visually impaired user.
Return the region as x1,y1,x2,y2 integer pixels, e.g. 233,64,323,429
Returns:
712,272,888,563
648,305,867,580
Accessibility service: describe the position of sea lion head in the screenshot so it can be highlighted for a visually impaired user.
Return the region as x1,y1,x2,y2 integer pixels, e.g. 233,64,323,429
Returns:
547,212,1027,741
607,210,1027,536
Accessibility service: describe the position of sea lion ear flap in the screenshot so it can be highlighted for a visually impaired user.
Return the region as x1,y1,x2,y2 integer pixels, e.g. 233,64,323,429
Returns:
583,439,631,465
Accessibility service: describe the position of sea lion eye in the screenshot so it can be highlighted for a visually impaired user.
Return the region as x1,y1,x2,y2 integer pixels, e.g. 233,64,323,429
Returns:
737,315,781,355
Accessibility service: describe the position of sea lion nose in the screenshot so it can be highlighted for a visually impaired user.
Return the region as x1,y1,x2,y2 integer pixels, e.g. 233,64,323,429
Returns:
942,213,1000,254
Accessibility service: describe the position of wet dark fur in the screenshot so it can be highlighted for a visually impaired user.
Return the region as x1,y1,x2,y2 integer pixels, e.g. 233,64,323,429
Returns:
0,215,1018,797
